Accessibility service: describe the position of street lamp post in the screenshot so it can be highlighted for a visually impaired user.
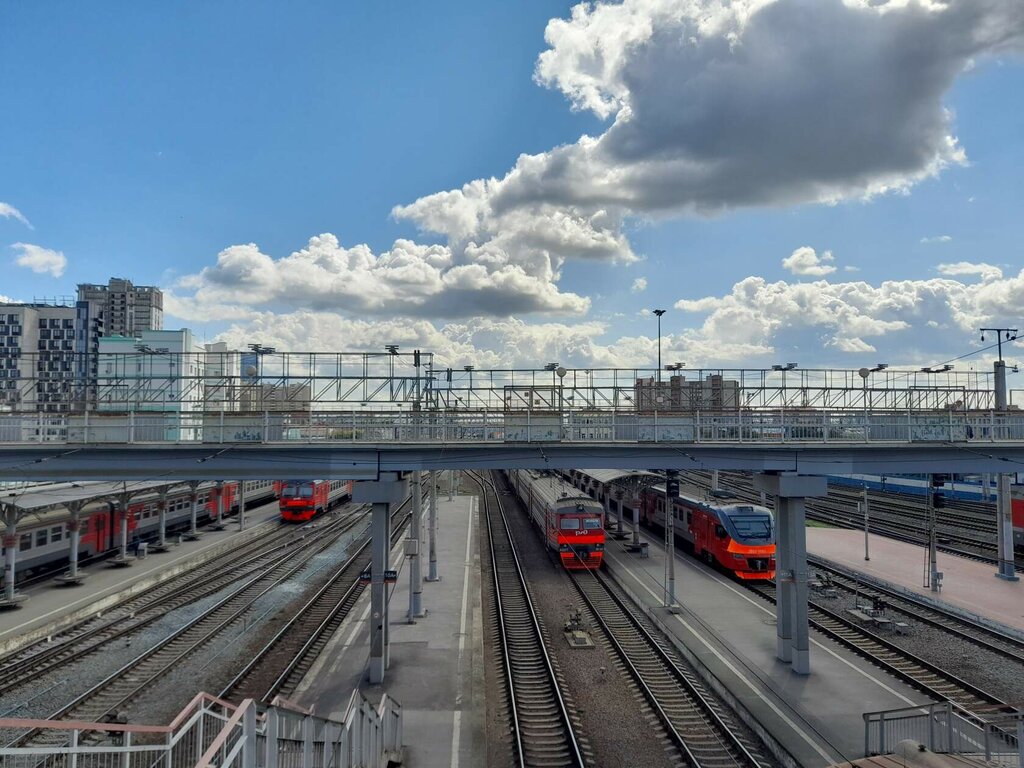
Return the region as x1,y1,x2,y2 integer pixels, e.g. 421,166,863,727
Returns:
653,309,666,384
980,327,1018,409
857,364,888,441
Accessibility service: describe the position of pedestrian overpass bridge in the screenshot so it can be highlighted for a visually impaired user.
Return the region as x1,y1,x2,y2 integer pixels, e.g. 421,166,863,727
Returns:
2,406,1024,481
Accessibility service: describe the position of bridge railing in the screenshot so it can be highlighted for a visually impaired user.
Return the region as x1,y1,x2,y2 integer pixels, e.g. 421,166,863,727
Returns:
1,408,1024,444
0,690,402,768
864,701,1023,765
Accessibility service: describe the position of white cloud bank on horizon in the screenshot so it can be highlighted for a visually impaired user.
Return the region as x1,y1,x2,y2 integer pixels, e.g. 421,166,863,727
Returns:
164,260,1024,370
11,243,66,278
172,0,1024,320
0,202,32,229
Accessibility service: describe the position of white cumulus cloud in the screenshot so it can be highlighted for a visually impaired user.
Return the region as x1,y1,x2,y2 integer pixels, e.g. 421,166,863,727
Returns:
631,277,648,293
395,0,1022,277
782,247,836,277
0,203,32,229
11,243,67,278
173,234,589,320
937,261,1003,281
921,235,953,244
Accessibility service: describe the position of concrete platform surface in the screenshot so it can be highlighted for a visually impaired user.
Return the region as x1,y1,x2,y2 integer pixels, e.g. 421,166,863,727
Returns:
806,529,1024,633
0,500,284,651
604,525,927,768
293,494,484,768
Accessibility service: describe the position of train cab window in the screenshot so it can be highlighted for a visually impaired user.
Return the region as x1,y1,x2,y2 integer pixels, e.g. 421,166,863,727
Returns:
51,526,63,542
559,518,581,530
20,533,32,551
714,524,727,539
583,519,602,529
36,529,48,547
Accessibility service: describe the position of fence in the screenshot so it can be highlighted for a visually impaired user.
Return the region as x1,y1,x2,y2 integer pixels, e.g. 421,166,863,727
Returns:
2,408,1024,445
0,690,402,768
864,701,1023,765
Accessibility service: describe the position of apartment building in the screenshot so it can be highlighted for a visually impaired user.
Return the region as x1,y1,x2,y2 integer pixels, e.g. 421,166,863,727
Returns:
77,277,163,337
0,301,103,412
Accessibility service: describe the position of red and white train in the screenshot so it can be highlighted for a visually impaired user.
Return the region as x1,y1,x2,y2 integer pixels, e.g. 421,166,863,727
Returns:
278,480,353,523
507,469,605,570
640,485,776,580
3,480,277,580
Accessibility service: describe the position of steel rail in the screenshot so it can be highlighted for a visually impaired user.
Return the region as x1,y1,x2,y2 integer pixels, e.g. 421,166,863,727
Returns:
569,569,763,768
470,470,586,768
218,484,426,702
8,512,365,748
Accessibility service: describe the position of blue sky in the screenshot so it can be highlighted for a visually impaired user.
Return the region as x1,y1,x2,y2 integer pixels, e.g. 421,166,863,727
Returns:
2,1,1023,371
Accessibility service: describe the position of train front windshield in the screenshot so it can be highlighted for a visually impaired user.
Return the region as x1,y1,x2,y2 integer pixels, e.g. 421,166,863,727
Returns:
730,515,773,542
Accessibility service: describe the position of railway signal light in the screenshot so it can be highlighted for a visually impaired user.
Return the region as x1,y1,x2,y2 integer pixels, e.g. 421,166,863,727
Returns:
666,474,679,499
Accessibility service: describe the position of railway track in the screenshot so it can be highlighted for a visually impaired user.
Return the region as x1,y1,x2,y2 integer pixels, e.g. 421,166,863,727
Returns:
219,489,423,703
8,510,368,748
569,569,767,768
471,470,587,768
0,513,306,696
806,558,1024,665
746,583,1013,719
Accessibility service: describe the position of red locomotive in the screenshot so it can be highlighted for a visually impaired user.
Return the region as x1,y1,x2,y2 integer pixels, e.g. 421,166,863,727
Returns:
507,469,605,569
278,480,353,523
641,484,775,579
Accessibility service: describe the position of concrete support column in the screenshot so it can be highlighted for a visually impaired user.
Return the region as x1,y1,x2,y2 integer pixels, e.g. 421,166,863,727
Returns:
117,502,132,561
614,488,625,539
186,481,201,540
711,469,720,493
996,474,1019,581
67,511,82,578
664,470,679,611
408,470,424,620
238,482,247,532
754,472,826,675
427,471,439,582
353,473,409,685
1,505,22,605
211,481,226,531
156,492,168,549
631,493,641,548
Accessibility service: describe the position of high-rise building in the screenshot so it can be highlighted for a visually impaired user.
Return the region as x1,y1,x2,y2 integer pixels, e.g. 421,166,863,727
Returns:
77,278,163,337
0,301,103,413
634,374,740,412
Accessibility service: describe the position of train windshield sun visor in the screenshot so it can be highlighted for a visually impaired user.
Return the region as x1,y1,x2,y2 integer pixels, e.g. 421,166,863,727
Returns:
732,516,772,539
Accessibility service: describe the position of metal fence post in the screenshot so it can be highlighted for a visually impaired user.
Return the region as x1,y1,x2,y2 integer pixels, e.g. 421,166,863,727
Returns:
243,702,257,768
863,714,870,758
263,411,269,442
266,709,279,768
303,715,313,768
879,711,886,755
70,728,79,768
123,731,132,768
128,411,135,444
1016,718,1023,767
946,701,955,754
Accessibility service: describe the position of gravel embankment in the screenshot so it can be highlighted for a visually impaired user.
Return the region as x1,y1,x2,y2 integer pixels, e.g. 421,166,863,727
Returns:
0,518,369,730
811,586,1024,705
482,472,683,768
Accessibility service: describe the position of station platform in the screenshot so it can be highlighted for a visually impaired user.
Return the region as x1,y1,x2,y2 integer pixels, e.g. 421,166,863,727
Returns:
806,529,1024,635
292,494,484,768
603,527,926,768
0,501,283,653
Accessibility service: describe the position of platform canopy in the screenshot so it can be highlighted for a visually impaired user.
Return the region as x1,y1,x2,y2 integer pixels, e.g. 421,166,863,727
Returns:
578,469,661,486
1,479,182,515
